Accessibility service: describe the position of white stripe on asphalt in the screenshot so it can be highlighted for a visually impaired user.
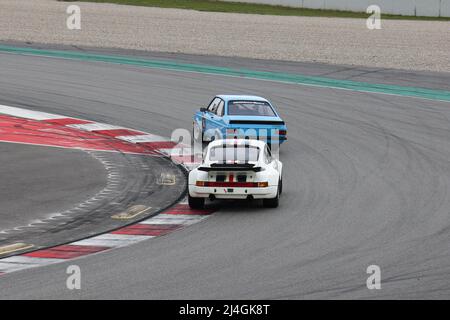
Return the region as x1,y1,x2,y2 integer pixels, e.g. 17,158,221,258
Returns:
0,105,65,120
0,256,64,273
141,214,207,225
0,262,37,273
117,134,168,143
67,123,125,131
72,234,153,247
0,256,64,265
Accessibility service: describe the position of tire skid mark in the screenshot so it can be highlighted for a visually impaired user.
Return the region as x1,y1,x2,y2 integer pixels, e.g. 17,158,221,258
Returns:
0,105,211,274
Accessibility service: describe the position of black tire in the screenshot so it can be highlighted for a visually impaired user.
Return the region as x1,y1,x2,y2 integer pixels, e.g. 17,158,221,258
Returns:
263,184,280,208
188,194,205,209
279,178,283,195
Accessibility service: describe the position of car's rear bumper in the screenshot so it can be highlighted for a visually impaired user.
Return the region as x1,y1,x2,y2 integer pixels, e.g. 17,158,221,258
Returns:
189,185,278,199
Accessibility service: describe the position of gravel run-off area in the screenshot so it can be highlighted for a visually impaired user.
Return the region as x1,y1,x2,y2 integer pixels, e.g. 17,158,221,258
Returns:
0,0,449,72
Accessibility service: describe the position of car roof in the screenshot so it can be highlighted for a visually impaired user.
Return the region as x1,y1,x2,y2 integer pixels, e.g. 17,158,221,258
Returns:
216,95,270,103
208,139,267,149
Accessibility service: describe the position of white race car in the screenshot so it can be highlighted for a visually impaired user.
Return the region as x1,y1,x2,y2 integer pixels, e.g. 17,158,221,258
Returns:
188,139,283,209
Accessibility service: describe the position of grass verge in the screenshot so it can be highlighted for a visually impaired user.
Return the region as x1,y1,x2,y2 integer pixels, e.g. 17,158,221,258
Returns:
60,0,450,21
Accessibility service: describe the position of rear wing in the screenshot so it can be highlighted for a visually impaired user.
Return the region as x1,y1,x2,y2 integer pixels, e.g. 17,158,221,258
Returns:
198,163,263,172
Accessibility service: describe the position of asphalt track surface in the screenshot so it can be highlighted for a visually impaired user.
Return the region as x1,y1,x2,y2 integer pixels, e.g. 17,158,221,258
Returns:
0,142,106,232
0,46,450,299
0,113,187,253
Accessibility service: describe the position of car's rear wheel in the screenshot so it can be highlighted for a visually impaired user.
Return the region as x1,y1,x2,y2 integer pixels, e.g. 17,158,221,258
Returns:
263,182,280,208
188,194,205,209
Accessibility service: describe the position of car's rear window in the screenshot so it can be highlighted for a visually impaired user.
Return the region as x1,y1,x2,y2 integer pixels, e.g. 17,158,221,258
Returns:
209,146,259,162
227,101,276,117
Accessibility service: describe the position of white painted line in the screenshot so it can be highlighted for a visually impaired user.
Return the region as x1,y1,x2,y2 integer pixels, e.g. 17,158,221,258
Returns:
72,234,153,247
0,262,36,273
0,104,65,120
92,234,152,241
1,256,64,265
0,257,63,273
117,134,169,143
68,123,125,132
141,214,207,225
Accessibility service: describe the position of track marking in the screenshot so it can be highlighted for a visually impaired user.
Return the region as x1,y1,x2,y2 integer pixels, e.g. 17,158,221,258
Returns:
0,104,65,120
141,213,207,225
0,105,215,275
156,173,176,185
111,205,151,220
1,45,449,103
0,256,64,273
0,243,34,255
23,245,110,259
111,223,183,236
68,123,125,132
117,134,169,143
0,114,160,155
72,234,153,247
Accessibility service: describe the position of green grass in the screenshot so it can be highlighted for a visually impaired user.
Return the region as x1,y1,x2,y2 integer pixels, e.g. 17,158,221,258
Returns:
60,0,450,21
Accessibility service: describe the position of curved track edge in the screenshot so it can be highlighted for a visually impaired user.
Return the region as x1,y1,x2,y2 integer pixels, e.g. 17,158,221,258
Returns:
0,105,214,275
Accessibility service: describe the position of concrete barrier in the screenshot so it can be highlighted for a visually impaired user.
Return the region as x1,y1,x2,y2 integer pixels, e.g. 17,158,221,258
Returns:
442,0,450,17
221,0,450,17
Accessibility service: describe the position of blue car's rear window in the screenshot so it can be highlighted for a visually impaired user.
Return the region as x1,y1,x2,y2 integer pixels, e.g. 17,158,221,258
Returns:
228,101,276,117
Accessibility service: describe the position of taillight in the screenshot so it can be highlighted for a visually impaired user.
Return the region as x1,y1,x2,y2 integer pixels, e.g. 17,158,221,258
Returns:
257,182,269,188
196,181,206,187
279,130,287,136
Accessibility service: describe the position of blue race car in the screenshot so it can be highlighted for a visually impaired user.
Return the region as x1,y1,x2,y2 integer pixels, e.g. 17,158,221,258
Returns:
193,95,287,146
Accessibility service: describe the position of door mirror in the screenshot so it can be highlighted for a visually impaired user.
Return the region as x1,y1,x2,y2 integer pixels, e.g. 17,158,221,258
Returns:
200,107,207,112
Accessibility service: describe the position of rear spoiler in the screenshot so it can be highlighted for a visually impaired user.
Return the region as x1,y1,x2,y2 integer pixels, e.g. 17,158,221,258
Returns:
229,120,285,125
198,163,263,172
